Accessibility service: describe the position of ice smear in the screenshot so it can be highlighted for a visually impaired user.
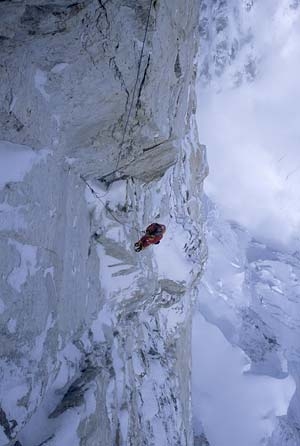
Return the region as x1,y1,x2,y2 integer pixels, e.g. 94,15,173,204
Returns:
0,141,50,189
51,63,69,74
7,240,39,292
9,94,17,112
0,201,26,231
192,313,296,446
53,343,82,390
141,379,158,419
7,318,17,333
0,373,29,422
91,306,112,343
44,266,54,278
106,180,127,209
112,338,124,401
152,418,167,445
119,408,129,443
34,69,50,101
31,315,55,362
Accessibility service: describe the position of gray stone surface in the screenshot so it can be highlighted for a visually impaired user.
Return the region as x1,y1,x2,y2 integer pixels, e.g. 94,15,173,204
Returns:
0,1,207,445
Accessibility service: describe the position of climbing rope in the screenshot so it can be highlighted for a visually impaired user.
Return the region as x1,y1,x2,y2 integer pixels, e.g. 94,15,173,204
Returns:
80,174,125,226
80,174,142,233
80,0,154,230
115,0,153,170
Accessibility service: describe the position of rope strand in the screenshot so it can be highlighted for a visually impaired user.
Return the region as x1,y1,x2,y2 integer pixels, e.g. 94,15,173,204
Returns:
81,175,141,232
116,0,153,170
80,0,154,232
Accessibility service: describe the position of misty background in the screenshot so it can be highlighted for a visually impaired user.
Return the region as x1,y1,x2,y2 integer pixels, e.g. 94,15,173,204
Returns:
197,0,300,249
192,2,300,445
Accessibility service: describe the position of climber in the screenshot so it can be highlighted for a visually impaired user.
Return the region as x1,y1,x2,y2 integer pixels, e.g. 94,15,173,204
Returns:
134,223,166,252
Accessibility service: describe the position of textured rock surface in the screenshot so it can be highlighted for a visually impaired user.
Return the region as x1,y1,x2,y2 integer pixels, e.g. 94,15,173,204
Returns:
0,1,206,445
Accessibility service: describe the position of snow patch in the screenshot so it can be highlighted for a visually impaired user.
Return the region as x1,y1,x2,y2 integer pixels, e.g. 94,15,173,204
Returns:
9,94,17,112
141,379,158,419
0,366,30,424
7,318,17,333
155,222,191,282
119,408,129,443
50,410,81,446
32,314,55,362
90,306,111,343
34,69,50,101
44,266,55,278
7,240,39,292
192,313,296,446
51,63,69,74
0,141,50,189
106,180,127,209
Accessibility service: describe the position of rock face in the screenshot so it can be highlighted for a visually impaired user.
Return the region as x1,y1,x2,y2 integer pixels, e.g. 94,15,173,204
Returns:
0,1,207,445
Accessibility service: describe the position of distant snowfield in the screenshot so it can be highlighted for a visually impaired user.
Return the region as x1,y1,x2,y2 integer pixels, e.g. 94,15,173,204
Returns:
192,198,299,446
193,313,295,446
194,1,300,445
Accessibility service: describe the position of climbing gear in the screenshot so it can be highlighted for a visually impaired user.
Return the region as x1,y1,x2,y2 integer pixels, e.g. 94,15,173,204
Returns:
134,223,166,252
134,241,143,252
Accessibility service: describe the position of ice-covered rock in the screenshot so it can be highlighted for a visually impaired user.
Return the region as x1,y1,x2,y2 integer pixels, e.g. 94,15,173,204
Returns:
0,1,206,445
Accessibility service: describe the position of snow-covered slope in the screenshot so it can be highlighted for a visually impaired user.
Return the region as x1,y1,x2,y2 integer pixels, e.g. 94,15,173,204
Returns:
0,1,207,445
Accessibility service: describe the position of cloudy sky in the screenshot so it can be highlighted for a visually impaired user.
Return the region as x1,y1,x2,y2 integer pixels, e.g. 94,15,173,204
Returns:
193,2,300,445
197,0,300,250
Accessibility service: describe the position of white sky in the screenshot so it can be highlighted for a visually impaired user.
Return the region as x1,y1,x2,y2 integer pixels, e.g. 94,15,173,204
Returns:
197,1,300,249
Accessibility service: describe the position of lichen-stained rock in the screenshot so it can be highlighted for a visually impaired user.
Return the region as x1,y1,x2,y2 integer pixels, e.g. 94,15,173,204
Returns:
0,1,206,445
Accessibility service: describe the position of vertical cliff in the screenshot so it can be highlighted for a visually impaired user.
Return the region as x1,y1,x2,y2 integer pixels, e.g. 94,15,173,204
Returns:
0,1,207,445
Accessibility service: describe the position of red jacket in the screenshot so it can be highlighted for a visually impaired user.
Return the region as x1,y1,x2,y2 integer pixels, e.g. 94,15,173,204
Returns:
139,233,163,248
135,223,166,251
146,223,166,236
